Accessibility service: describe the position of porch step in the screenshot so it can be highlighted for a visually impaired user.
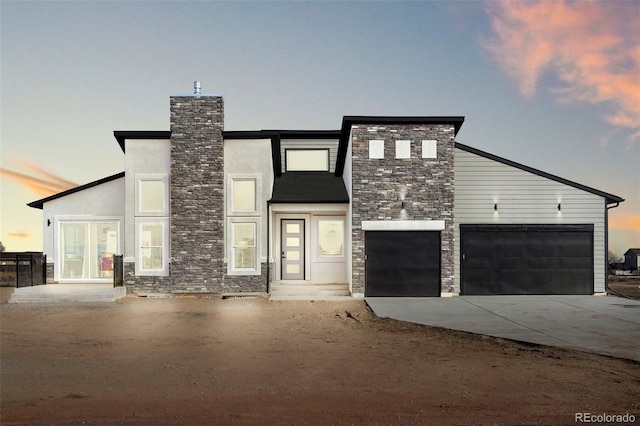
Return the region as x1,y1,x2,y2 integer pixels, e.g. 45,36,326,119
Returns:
269,283,351,300
8,284,126,303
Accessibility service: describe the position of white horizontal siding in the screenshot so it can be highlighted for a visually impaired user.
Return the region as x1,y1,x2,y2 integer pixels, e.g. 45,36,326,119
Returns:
454,148,607,293
280,139,339,173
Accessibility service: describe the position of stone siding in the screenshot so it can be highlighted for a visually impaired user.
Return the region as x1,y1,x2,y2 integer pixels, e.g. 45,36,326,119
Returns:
223,263,270,293
350,124,455,295
169,95,225,292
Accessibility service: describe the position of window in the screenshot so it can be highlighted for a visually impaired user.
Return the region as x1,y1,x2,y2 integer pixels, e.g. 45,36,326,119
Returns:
233,223,256,269
136,175,168,216
286,149,329,171
228,174,261,216
59,221,120,280
395,140,411,159
369,140,385,159
232,179,256,212
135,218,169,276
140,224,163,271
228,219,260,275
422,140,437,159
317,219,344,258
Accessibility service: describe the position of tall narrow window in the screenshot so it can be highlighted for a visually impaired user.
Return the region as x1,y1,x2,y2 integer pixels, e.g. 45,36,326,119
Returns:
232,222,256,270
140,224,163,271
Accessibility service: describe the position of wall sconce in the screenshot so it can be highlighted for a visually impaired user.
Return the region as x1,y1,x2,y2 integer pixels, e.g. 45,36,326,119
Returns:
557,203,561,211
401,200,405,210
494,203,498,212
47,219,51,227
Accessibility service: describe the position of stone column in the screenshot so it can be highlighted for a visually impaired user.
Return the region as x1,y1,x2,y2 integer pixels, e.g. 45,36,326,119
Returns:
170,95,225,292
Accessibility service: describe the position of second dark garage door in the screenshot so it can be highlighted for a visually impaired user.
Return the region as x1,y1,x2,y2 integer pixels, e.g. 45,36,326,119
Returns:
365,231,441,297
460,224,594,295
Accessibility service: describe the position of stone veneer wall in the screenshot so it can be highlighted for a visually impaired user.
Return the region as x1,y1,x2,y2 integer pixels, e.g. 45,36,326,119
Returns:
46,263,54,283
223,263,270,293
350,124,455,295
170,95,225,292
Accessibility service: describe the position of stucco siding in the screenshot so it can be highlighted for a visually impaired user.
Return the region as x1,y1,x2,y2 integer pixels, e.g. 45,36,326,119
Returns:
454,148,607,293
223,138,274,265
42,177,125,260
123,139,171,259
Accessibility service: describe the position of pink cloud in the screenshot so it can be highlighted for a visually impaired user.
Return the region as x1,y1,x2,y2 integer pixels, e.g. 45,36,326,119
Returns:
485,0,640,139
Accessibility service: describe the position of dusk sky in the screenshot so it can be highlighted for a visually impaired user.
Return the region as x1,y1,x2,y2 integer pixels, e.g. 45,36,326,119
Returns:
1,1,638,257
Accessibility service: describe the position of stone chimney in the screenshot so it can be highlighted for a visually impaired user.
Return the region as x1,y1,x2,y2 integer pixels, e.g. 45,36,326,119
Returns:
170,83,225,292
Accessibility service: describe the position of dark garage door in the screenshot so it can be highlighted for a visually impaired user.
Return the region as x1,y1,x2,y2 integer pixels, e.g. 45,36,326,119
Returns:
365,231,441,297
461,224,594,295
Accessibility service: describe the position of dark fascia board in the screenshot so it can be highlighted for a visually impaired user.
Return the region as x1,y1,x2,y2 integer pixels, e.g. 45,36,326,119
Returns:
455,142,625,204
27,172,125,210
335,116,465,176
224,130,341,177
114,131,170,153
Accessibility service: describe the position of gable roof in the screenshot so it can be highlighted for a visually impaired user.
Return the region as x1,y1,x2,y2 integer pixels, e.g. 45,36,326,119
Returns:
269,171,349,204
455,142,624,204
27,172,125,210
625,248,640,256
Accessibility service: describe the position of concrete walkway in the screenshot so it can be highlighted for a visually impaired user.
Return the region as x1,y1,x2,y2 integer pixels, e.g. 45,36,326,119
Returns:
366,296,640,361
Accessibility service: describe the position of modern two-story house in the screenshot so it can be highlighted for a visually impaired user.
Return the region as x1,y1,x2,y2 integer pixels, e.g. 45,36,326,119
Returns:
28,83,624,298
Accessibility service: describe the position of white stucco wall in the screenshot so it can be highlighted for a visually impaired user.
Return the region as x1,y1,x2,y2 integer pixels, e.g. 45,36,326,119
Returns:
454,148,607,293
124,139,171,259
343,132,354,292
41,177,125,280
223,139,274,265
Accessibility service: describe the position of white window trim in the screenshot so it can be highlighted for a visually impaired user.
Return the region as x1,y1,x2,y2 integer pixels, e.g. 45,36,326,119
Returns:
313,216,346,263
54,216,123,282
135,218,169,276
227,174,262,217
369,140,385,159
227,217,261,276
135,174,169,216
395,140,411,159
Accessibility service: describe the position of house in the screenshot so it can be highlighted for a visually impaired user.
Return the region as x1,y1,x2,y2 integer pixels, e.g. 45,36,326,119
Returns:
624,249,640,272
28,83,625,297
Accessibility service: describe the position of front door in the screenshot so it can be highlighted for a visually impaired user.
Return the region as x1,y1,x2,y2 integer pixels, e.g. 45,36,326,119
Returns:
281,219,305,280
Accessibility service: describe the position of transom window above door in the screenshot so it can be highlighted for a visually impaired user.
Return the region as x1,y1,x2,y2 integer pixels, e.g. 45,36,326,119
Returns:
285,149,329,172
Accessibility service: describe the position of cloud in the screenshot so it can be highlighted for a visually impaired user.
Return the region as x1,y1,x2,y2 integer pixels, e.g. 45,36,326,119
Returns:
0,156,78,197
7,232,32,240
609,212,640,231
485,0,640,139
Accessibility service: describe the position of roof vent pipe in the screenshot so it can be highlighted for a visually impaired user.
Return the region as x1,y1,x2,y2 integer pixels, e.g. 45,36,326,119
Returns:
193,81,201,95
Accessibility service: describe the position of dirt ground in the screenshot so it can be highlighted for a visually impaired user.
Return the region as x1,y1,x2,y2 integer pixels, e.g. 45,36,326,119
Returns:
608,275,640,300
1,290,639,425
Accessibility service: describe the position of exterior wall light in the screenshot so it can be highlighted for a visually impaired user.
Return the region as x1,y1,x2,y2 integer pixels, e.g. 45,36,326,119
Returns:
494,203,498,211
558,203,561,211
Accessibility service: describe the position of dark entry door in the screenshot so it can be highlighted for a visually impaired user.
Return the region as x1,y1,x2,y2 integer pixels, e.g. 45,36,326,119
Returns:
460,224,594,295
365,231,441,297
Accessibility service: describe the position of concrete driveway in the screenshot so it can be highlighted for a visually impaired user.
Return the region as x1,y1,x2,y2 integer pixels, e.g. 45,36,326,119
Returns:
366,295,640,361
